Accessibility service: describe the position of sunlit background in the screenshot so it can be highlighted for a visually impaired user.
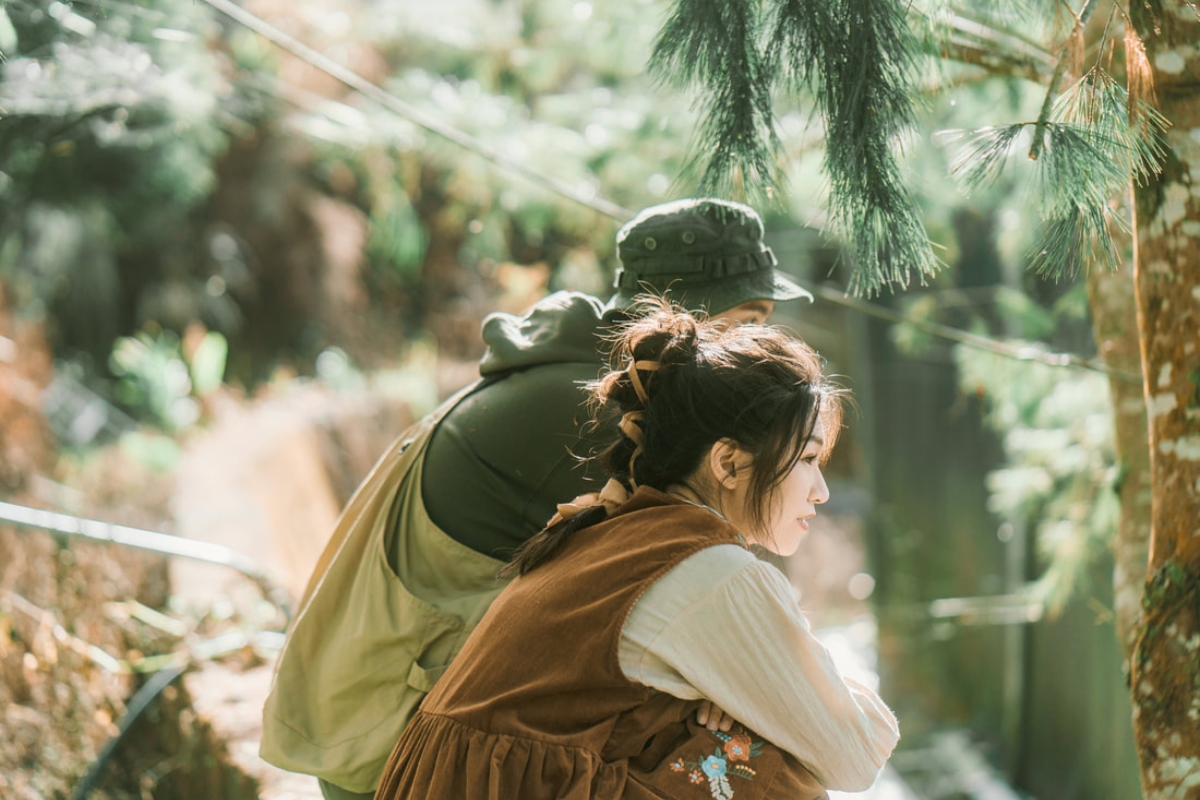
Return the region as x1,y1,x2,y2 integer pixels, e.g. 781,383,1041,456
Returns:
0,0,1159,798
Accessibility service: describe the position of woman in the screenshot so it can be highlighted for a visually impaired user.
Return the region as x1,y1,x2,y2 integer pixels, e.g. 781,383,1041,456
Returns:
374,302,899,799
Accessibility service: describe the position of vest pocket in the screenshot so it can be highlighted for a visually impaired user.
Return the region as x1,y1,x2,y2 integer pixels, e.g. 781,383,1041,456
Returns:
361,534,465,724
261,497,467,792
301,543,463,749
406,660,447,694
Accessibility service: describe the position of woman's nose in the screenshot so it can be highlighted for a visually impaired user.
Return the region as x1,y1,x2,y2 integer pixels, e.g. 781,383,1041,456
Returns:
812,469,830,504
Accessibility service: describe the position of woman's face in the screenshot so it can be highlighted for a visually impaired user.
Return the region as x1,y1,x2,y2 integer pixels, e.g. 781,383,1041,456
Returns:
740,419,830,556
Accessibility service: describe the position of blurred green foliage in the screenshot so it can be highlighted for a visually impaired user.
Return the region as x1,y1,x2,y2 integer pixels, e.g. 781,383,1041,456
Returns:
109,326,226,432
0,0,233,236
0,0,271,412
0,0,717,430
296,0,702,284
0,0,1129,572
957,343,1118,617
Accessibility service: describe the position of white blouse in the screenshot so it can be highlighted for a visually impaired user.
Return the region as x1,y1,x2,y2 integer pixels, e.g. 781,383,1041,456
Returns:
619,544,900,792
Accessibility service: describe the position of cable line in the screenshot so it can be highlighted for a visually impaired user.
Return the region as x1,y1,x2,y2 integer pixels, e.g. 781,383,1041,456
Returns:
198,0,1138,384
810,285,1137,382
199,0,634,222
0,500,292,619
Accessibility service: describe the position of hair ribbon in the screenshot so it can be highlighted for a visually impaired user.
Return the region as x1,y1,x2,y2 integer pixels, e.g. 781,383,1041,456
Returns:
545,477,630,528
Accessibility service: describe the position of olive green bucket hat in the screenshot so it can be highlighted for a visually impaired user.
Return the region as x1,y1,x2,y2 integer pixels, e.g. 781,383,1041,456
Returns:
608,198,812,314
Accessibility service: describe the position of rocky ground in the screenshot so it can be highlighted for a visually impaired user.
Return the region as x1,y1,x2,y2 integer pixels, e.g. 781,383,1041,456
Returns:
1,295,185,799
1,293,421,800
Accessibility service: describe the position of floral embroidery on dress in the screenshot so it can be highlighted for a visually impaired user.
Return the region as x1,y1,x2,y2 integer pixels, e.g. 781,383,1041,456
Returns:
722,731,753,762
674,726,764,799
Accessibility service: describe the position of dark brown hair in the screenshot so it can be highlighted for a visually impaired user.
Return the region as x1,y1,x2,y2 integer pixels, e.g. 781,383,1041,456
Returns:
503,299,845,576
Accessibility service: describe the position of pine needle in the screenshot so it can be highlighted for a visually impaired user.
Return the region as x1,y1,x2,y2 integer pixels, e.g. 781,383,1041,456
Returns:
650,0,781,202
1123,25,1156,123
770,0,938,294
947,63,1168,280
945,124,1028,191
1036,122,1127,211
653,0,939,293
1026,201,1123,277
764,0,829,89
1053,67,1168,185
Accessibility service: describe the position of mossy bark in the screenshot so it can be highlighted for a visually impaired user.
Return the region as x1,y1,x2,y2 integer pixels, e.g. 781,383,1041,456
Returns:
1130,1,1200,796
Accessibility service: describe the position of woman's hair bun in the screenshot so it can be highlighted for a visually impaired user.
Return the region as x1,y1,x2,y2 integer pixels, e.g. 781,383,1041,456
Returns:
595,298,702,410
623,298,701,368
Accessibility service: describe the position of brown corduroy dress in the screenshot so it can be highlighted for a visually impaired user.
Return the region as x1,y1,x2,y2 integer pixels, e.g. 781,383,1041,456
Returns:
373,487,827,800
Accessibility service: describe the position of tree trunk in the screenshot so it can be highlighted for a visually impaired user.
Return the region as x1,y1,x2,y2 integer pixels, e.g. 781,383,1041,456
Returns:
1086,255,1152,661
1129,2,1200,798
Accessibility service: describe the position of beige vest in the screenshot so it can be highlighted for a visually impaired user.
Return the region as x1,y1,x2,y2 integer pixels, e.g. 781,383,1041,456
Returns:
260,388,508,793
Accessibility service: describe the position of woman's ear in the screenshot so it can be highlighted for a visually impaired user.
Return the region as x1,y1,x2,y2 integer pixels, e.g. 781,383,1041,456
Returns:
709,439,749,490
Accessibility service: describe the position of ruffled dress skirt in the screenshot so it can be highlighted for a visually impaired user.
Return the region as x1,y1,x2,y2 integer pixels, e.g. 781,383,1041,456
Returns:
374,710,628,799
374,706,827,800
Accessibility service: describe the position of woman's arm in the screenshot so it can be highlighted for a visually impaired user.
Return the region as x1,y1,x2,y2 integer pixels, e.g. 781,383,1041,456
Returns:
620,546,899,792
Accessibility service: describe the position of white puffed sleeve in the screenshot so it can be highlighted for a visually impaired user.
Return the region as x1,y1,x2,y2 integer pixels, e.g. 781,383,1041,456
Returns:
620,545,899,791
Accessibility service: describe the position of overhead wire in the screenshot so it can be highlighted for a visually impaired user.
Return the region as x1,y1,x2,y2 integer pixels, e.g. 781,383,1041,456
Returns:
199,0,634,222
810,285,1135,381
198,0,1138,384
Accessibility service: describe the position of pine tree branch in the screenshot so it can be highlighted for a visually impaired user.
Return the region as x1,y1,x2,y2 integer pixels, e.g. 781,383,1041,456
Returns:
771,0,938,294
942,11,1056,66
910,5,1060,88
938,35,1054,83
651,0,780,201
1029,0,1101,160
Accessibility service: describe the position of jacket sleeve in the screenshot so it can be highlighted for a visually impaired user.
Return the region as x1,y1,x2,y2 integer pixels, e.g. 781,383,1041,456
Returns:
621,551,899,792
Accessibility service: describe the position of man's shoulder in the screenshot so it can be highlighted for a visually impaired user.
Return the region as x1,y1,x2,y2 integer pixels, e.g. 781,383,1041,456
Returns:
479,291,616,375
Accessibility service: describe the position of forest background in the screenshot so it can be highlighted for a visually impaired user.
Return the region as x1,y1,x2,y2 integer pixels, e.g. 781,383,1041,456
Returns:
1,0,1197,799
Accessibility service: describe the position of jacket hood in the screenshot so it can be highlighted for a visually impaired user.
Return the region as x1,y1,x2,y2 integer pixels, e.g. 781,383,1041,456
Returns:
478,291,620,376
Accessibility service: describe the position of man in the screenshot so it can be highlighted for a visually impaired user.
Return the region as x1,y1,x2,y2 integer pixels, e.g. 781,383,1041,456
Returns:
260,198,811,800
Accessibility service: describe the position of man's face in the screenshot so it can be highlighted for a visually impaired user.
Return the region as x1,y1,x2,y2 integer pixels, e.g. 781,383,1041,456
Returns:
713,300,775,325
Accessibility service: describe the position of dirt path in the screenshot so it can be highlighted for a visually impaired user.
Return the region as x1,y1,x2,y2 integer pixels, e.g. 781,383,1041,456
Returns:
169,382,414,799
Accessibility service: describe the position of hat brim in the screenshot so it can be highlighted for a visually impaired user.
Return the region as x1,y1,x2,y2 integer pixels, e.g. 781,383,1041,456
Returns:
608,268,813,315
